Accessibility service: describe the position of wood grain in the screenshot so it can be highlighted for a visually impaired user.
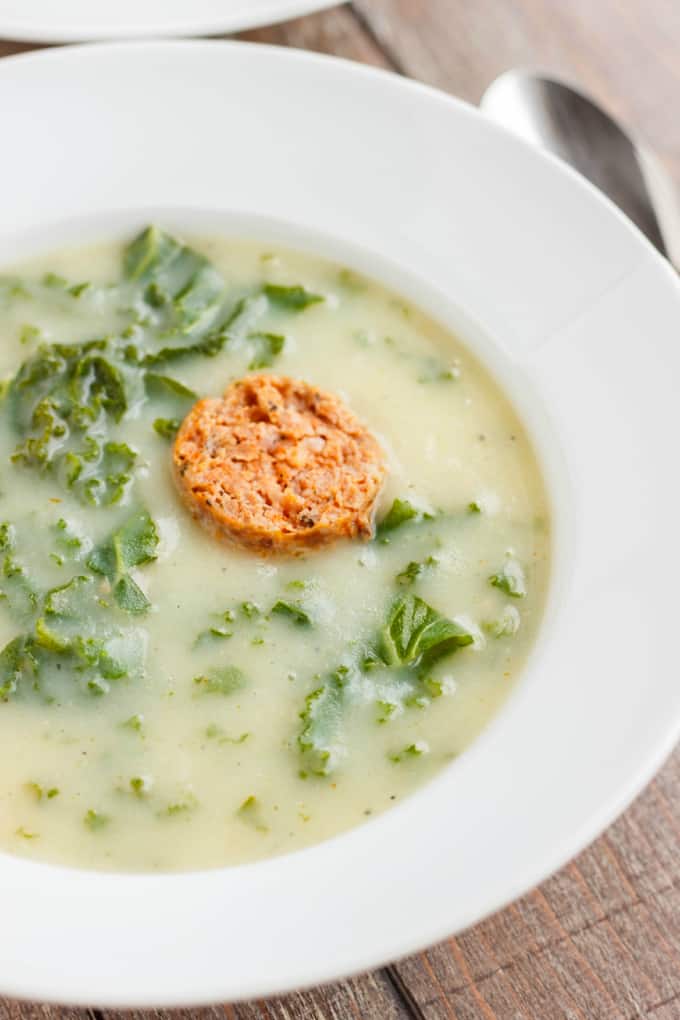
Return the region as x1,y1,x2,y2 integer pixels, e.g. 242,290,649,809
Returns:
1,3,679,1018
354,0,680,185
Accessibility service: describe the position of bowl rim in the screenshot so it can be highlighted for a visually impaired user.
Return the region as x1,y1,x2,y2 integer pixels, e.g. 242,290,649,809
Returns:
0,0,340,43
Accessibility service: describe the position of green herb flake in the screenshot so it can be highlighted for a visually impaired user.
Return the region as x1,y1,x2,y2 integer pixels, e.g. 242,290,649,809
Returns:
483,604,521,638
83,809,109,832
237,795,268,832
376,700,399,724
15,827,39,840
19,324,41,345
337,268,366,293
194,625,233,646
68,281,91,299
129,776,152,797
240,601,260,619
87,678,110,697
205,724,250,745
389,741,429,763
121,713,144,734
417,357,460,384
0,522,14,552
42,272,67,289
161,795,198,818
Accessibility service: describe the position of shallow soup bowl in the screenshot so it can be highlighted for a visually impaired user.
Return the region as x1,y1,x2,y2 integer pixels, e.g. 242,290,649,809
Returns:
0,40,679,1008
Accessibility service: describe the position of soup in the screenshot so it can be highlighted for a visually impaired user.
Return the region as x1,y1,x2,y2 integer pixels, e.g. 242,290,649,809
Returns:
0,227,549,871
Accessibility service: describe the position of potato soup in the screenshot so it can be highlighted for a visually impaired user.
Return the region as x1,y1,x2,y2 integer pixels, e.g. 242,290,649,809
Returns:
0,228,549,871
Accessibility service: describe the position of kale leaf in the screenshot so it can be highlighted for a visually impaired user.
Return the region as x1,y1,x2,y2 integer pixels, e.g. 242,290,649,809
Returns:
8,340,137,506
297,595,474,778
489,555,527,598
376,498,433,541
298,666,352,777
193,665,246,696
263,284,323,311
270,600,312,627
248,332,286,370
87,508,159,614
379,593,474,670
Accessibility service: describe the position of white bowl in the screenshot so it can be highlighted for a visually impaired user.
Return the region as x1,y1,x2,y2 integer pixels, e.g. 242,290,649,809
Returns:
0,41,679,1008
0,0,339,42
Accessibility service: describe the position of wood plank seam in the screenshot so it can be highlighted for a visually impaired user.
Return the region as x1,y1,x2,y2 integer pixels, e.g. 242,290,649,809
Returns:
347,1,407,75
649,780,680,841
384,964,429,1020
428,866,680,998
645,991,680,1017
457,929,531,1019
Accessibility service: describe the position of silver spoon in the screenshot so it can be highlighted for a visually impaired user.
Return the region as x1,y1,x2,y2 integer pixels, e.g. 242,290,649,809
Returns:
481,69,680,268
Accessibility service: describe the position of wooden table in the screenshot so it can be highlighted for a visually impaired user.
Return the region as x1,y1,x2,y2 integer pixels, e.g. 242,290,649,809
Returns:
1,3,679,1018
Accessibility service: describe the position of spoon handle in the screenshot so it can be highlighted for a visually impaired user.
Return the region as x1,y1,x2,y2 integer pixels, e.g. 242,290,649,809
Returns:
481,71,680,270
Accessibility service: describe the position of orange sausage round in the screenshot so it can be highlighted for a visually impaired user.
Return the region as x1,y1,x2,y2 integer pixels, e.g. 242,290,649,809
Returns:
173,374,386,554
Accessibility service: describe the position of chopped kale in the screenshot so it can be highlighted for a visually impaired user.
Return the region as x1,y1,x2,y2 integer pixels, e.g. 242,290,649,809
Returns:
270,600,312,627
416,357,460,383
248,332,286,370
124,225,225,336
193,665,246,696
483,604,521,638
379,593,474,671
0,636,30,701
87,508,159,614
15,827,39,840
160,793,198,818
144,372,196,404
121,713,144,734
489,555,527,598
389,741,429,763
395,556,438,587
153,417,181,439
0,549,39,619
376,498,433,541
83,809,109,831
26,782,60,801
205,724,249,745
263,283,323,311
240,601,260,619
237,794,269,832
298,665,352,777
8,340,137,505
296,595,473,777
129,776,152,797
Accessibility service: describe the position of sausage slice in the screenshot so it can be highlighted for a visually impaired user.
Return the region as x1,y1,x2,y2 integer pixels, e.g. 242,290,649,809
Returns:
173,374,386,554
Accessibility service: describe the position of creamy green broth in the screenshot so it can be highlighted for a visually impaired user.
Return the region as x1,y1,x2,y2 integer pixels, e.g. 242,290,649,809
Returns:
0,229,549,871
